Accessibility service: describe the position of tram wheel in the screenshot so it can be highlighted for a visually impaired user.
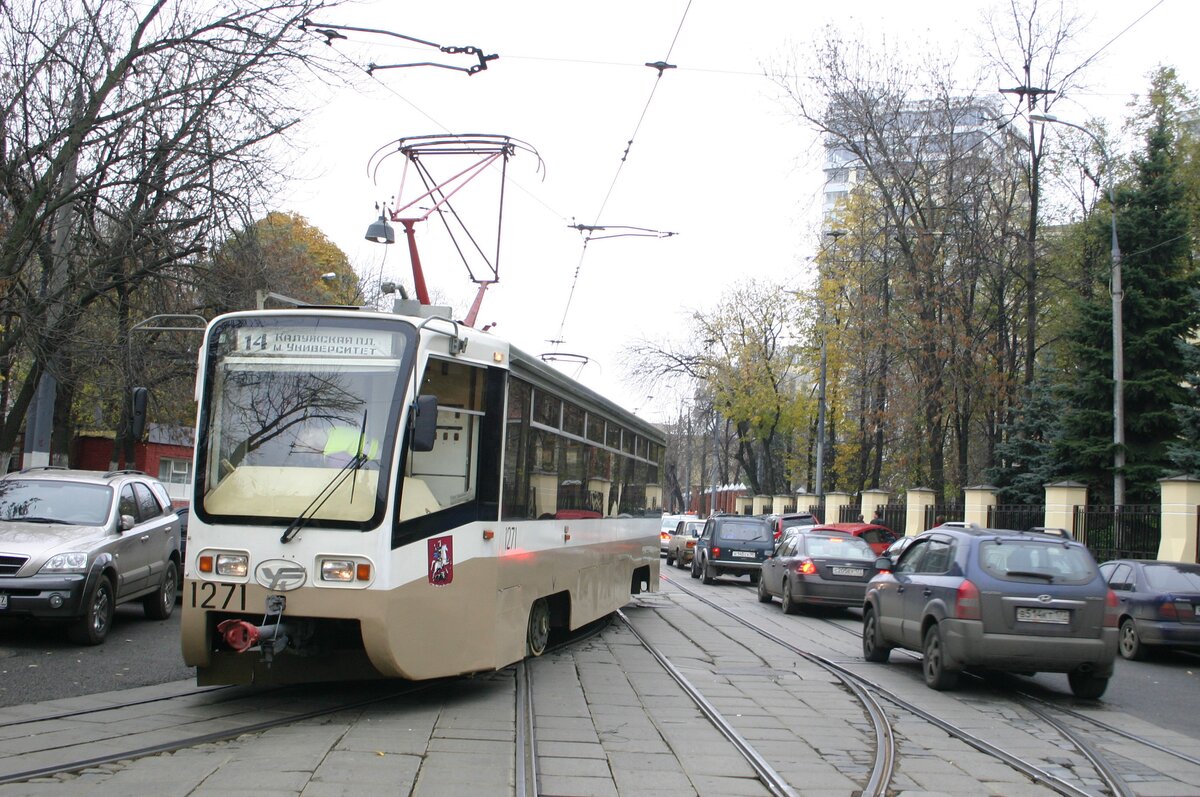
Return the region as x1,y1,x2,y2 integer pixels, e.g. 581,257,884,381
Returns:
527,598,550,657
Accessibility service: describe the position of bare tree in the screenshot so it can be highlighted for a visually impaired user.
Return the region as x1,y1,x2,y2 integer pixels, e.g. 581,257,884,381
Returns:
774,31,1027,501
0,0,341,463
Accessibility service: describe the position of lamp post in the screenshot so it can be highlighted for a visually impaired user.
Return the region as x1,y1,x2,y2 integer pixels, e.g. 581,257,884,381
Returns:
1030,113,1124,505
814,230,845,502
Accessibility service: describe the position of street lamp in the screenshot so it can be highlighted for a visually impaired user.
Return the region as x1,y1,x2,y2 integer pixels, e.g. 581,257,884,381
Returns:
814,229,845,501
1030,113,1125,505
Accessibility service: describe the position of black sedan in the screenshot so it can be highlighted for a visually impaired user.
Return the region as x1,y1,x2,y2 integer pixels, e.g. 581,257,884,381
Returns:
1100,559,1200,660
757,531,878,613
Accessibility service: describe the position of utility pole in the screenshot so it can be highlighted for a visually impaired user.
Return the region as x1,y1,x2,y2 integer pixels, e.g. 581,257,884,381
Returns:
815,230,845,501
1000,81,1055,388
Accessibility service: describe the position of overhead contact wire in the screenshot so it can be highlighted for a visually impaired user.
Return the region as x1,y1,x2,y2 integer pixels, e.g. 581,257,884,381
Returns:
553,0,694,347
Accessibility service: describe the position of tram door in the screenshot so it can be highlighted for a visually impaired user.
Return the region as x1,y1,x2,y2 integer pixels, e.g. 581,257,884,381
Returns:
410,358,485,509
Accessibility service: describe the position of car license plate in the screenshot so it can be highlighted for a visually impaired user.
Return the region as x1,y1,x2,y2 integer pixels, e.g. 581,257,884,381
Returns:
832,567,864,577
0,594,7,609
730,550,756,558
1017,607,1069,624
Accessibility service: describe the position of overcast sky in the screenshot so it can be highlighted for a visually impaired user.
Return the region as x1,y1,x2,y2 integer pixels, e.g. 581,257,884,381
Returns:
286,0,1197,423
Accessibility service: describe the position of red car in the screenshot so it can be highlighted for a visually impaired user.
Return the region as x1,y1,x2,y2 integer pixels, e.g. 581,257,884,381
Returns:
808,522,898,555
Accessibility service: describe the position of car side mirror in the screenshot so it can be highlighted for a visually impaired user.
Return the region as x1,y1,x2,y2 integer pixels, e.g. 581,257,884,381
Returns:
410,394,438,452
120,514,136,532
874,556,893,571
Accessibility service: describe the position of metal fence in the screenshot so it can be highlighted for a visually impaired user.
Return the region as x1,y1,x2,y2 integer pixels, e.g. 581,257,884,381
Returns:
923,503,965,529
838,503,864,522
988,504,1046,531
1074,505,1161,562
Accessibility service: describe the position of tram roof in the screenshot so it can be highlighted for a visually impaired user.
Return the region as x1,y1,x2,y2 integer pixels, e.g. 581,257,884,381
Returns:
507,345,664,445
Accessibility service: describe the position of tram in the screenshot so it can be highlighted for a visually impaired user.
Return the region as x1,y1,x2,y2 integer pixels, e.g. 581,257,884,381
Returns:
180,304,663,685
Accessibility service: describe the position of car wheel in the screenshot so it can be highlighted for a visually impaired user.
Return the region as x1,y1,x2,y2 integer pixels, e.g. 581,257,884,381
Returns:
69,575,115,646
690,555,701,579
1067,668,1109,700
527,598,550,657
677,555,687,570
781,580,798,615
143,561,178,620
922,623,958,690
1119,617,1146,661
748,571,760,585
702,558,715,585
757,575,772,603
665,551,675,568
862,608,891,663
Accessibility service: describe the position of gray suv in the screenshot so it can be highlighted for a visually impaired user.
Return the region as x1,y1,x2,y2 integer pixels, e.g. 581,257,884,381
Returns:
862,526,1119,698
0,468,181,644
690,515,775,585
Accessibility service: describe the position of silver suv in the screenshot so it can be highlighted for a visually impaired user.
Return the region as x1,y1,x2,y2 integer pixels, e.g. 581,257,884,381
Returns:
0,468,181,644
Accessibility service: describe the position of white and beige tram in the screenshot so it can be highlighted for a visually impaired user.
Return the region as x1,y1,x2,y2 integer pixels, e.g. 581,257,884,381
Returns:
180,306,663,685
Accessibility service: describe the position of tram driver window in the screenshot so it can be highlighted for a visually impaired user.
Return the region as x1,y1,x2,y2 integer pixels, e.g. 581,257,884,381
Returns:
407,358,485,511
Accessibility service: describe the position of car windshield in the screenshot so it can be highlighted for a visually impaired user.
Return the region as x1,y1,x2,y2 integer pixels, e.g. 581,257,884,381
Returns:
780,516,814,530
979,540,1097,584
0,480,112,526
717,520,772,542
683,521,704,536
804,534,874,560
1143,564,1200,592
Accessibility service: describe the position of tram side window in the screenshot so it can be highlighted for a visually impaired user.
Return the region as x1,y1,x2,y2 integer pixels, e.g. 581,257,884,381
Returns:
501,378,531,520
408,358,485,510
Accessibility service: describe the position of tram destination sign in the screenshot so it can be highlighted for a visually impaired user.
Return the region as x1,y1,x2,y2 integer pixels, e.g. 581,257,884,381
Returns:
236,328,394,358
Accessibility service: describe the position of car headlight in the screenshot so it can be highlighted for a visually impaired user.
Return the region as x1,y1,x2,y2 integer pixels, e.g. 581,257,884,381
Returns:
40,552,89,573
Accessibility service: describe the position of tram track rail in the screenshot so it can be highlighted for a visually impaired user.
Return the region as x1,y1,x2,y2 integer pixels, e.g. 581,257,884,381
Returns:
810,601,1200,785
616,608,803,797
664,573,1146,797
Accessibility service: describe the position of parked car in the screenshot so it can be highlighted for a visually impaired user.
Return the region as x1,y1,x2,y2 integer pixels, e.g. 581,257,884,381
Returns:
765,512,821,541
0,468,182,645
862,526,1119,698
659,513,697,555
758,531,880,613
882,534,916,561
175,505,190,575
691,514,775,584
665,519,705,569
809,522,899,555
1099,559,1200,660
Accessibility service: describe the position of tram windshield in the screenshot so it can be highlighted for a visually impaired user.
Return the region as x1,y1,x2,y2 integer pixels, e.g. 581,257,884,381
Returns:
197,316,415,527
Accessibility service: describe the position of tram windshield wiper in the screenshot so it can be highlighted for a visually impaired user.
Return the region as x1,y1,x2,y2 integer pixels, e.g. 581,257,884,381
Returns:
280,410,371,544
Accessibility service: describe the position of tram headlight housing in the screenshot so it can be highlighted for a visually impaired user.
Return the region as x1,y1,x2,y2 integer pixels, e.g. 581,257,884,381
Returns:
214,553,248,578
318,557,372,584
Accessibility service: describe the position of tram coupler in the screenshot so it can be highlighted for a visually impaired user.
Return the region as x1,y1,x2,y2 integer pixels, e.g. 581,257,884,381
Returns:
216,594,292,659
215,618,294,655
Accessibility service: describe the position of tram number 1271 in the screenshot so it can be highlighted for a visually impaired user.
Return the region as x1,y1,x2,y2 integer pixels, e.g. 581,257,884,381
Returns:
190,581,247,612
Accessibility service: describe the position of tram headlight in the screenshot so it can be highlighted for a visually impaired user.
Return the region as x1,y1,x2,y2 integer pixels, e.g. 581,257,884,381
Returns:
215,553,248,578
320,559,355,582
318,558,372,583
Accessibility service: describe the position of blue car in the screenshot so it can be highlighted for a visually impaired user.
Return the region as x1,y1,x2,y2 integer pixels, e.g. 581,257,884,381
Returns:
1100,559,1200,660
863,526,1119,698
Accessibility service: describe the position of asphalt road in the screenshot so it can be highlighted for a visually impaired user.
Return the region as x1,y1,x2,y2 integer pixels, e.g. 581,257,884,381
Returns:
0,603,193,707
